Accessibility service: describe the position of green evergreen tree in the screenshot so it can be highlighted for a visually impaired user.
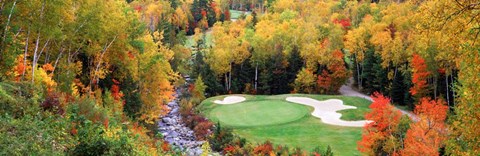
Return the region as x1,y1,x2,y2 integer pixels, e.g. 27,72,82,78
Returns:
286,46,303,92
391,70,406,105
258,69,272,94
361,49,376,94
191,50,224,96
231,58,255,93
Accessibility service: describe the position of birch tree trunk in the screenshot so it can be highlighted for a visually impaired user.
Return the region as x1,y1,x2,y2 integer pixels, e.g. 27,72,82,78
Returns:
433,76,438,99
255,62,258,91
225,73,228,91
52,47,63,74
1,0,17,57
446,73,450,107
22,29,30,80
32,33,41,83
36,39,50,64
229,63,232,90
355,56,362,89
451,74,455,106
31,1,46,83
91,36,117,91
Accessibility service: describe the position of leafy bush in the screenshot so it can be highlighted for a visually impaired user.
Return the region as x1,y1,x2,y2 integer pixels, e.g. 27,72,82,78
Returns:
209,122,235,152
179,98,194,118
0,114,75,155
253,141,274,155
194,121,213,140
312,145,333,156
0,82,39,118
41,92,64,115
69,121,134,156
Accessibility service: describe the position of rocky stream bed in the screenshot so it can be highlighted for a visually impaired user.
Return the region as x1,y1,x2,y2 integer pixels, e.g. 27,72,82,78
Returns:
158,88,204,156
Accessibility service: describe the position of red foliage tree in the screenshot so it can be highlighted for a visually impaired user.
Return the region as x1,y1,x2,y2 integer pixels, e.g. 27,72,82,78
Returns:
317,50,349,94
224,10,231,21
161,141,171,151
134,5,142,12
358,92,403,155
13,55,26,82
210,2,217,9
223,145,236,154
317,70,332,93
253,141,274,155
103,118,109,130
333,18,351,29
111,79,124,101
201,10,207,18
194,121,213,140
70,123,78,135
41,92,64,115
328,50,349,92
410,53,430,97
402,98,448,155
127,51,135,59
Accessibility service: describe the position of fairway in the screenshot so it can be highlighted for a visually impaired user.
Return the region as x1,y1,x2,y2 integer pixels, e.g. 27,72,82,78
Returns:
199,94,372,155
210,100,310,127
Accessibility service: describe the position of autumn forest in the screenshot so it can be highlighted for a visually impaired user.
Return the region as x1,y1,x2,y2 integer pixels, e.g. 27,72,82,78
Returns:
0,0,478,155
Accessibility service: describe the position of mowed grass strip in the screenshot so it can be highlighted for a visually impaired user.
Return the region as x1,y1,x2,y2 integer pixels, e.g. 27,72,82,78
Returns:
199,94,371,155
234,117,363,156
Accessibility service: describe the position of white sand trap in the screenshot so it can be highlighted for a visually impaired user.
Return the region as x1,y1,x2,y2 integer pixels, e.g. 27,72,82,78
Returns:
286,97,372,127
214,96,246,105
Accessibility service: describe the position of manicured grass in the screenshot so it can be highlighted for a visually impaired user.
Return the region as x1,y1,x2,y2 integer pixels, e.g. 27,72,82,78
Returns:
199,94,371,155
234,117,363,155
337,97,371,121
185,31,213,49
229,10,250,19
210,99,310,127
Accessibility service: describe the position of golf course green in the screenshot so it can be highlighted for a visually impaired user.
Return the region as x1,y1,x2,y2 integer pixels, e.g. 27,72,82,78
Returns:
210,99,310,127
199,94,372,155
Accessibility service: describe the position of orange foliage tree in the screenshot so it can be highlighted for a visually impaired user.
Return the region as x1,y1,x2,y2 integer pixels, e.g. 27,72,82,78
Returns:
402,98,448,155
358,92,403,155
12,54,28,81
316,70,332,94
410,53,430,98
110,79,124,101
316,50,349,94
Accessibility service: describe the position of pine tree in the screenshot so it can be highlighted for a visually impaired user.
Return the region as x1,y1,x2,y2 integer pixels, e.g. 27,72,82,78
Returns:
191,51,224,96
286,47,304,92
258,69,272,94
391,71,406,105
361,49,376,94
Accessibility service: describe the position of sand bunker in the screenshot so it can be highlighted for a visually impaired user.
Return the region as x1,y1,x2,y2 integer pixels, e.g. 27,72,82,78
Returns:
214,96,246,105
286,97,372,127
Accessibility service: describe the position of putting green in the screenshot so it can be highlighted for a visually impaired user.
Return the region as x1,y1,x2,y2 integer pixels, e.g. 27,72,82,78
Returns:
210,100,310,127
200,94,372,155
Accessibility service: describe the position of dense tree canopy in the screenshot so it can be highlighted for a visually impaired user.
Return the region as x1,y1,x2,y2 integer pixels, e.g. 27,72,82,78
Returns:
0,0,479,155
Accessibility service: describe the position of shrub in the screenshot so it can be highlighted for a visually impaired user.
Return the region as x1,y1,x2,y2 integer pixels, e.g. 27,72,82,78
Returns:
209,122,235,152
253,141,274,155
0,114,75,155
41,92,64,115
179,99,194,117
0,82,39,118
312,145,333,156
194,121,213,140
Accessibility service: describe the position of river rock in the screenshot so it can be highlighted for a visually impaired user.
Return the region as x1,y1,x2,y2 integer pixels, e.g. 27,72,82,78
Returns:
158,87,205,156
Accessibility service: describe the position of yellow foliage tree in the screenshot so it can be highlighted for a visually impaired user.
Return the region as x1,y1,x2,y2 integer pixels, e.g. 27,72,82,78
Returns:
138,32,175,123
